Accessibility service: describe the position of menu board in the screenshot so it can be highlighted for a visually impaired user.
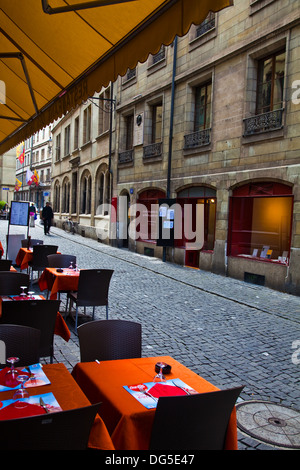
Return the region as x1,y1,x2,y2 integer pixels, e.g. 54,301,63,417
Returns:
9,201,29,226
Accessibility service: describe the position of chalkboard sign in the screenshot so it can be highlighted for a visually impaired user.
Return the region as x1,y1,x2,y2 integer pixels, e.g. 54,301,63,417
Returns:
9,201,29,227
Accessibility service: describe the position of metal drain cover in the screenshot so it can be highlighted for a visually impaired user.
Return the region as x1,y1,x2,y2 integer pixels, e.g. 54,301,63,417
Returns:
236,400,300,449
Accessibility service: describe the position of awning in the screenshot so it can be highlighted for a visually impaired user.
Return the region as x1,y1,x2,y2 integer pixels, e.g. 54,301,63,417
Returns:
0,0,232,154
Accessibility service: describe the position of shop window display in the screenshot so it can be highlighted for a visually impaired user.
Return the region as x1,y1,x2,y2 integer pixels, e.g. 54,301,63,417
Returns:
228,182,293,264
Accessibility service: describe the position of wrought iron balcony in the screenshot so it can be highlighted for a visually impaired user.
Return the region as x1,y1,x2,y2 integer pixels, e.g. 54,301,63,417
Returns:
118,149,133,164
196,16,215,37
184,128,211,149
152,46,165,65
243,109,283,136
143,142,162,159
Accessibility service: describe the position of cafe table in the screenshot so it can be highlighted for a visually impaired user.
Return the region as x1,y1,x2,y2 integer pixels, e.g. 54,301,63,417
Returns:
0,295,71,342
0,362,115,450
15,247,34,271
72,355,239,450
38,267,79,300
16,248,61,272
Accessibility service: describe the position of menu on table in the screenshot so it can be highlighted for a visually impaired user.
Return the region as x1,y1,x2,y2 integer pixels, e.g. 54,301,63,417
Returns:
0,392,62,419
124,378,198,409
0,363,50,391
1,295,44,301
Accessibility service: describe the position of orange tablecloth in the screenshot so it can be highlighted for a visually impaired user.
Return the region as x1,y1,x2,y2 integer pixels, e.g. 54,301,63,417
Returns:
72,356,239,450
0,296,70,342
38,267,79,300
15,248,33,271
16,248,61,271
0,363,115,450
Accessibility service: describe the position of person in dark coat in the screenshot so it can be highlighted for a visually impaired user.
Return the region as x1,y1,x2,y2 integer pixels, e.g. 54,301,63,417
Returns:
42,202,53,235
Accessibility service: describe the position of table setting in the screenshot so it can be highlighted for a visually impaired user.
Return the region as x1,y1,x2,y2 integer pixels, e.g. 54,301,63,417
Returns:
72,355,239,450
0,360,115,449
0,359,60,419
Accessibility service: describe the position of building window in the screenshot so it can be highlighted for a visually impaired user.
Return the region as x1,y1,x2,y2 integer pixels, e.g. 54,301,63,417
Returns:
184,82,212,149
151,45,165,65
64,125,70,156
175,186,216,251
152,103,162,143
196,12,215,38
74,117,79,150
96,168,110,214
244,49,285,136
54,182,60,212
72,172,78,214
55,134,61,161
118,113,134,164
98,88,110,135
81,173,91,214
228,182,293,263
125,114,134,150
194,82,211,132
83,105,91,144
124,68,136,82
62,179,70,213
256,50,285,114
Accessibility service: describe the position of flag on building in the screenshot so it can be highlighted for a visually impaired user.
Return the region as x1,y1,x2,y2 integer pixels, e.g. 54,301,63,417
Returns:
15,178,22,192
16,142,25,164
32,169,39,185
26,168,34,185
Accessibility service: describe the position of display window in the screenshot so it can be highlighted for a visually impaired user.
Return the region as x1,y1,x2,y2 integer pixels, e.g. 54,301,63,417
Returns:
228,182,293,264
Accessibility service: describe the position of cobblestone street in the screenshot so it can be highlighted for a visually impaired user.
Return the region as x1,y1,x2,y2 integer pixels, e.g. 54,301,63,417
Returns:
2,220,300,450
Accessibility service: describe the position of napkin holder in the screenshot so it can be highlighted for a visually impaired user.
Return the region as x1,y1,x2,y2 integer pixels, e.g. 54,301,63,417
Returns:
155,362,171,374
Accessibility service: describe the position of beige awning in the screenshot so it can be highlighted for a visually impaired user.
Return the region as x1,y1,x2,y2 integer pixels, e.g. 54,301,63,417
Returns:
0,0,232,154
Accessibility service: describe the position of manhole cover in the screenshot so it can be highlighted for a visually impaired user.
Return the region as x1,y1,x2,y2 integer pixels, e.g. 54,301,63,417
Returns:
236,400,300,449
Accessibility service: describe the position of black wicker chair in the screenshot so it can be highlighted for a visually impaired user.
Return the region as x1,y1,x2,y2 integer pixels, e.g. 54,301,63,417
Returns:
150,386,244,450
77,319,142,362
67,269,113,330
0,300,61,363
0,272,29,295
47,254,76,268
0,324,41,367
28,245,58,285
0,402,102,450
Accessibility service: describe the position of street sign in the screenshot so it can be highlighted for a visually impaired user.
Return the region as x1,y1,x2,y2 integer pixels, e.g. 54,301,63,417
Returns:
2,187,9,190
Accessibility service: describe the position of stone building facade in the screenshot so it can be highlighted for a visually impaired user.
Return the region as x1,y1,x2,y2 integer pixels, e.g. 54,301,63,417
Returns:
51,0,300,294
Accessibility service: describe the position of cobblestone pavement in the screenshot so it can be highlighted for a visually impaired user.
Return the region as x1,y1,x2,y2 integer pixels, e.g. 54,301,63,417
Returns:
1,219,300,450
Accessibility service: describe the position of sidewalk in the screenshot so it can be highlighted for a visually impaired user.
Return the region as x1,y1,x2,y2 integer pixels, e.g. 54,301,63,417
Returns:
1,219,300,450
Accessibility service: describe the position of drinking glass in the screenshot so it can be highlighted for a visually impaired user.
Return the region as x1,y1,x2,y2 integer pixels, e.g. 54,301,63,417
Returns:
13,375,29,408
153,362,166,382
20,286,27,296
4,357,19,387
27,291,35,299
68,261,74,270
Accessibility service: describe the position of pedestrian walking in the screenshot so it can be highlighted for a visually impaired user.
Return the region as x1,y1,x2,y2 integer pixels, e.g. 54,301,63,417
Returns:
29,203,36,227
42,201,53,235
